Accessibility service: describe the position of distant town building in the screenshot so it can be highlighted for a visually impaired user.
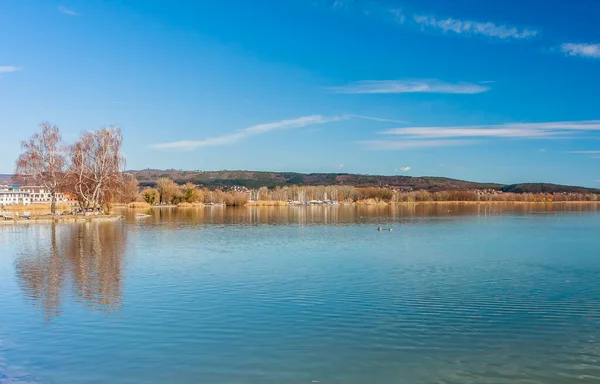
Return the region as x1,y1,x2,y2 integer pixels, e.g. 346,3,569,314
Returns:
0,185,67,206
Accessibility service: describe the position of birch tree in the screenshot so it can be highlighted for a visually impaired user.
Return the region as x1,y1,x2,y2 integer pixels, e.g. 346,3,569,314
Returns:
70,127,125,210
15,123,69,214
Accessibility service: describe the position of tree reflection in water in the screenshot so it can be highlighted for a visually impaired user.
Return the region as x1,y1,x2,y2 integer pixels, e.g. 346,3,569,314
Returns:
15,222,126,320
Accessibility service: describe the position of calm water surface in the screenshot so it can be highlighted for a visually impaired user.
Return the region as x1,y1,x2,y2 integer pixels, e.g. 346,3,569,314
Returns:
1,204,600,383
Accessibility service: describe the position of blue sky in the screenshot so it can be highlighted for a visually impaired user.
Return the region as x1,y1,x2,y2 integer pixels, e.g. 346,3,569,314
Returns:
1,0,599,186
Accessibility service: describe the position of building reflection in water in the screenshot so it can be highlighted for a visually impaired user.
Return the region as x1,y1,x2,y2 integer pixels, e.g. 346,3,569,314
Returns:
15,222,126,321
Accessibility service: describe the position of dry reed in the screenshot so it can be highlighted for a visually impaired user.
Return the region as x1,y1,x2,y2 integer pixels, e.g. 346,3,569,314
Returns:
128,202,151,208
2,203,70,213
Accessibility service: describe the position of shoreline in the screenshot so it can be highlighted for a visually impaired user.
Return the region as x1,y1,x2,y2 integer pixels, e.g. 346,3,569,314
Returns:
356,200,600,206
0,214,124,225
126,200,600,208
237,200,600,207
122,200,600,208
2,201,598,225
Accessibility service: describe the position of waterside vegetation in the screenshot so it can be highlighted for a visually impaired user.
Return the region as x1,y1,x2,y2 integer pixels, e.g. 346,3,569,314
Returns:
15,122,126,214
129,183,600,207
9,123,600,218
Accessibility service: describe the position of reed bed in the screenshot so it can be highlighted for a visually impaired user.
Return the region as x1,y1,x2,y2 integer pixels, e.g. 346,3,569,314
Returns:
2,203,70,213
128,202,151,208
176,202,205,208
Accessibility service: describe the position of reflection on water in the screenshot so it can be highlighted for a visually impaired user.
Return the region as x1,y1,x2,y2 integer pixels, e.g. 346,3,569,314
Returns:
15,223,126,320
126,202,600,226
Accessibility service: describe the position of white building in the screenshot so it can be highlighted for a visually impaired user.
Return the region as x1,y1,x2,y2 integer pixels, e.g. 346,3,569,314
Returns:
0,185,67,206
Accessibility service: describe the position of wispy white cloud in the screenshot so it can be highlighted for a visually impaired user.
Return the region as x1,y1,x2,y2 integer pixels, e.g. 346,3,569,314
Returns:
560,43,600,59
0,66,21,73
58,6,79,16
153,115,344,150
390,9,405,24
400,166,411,172
330,80,490,94
361,139,475,150
380,121,600,139
348,115,409,124
565,150,600,154
413,14,538,40
362,120,600,151
381,128,568,139
319,1,538,41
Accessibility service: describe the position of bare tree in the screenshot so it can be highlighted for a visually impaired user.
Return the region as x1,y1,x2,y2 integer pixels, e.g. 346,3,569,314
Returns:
70,127,125,211
118,173,140,203
15,123,69,214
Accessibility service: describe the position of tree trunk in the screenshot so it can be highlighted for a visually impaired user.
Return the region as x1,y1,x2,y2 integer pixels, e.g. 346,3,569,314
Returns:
50,192,57,215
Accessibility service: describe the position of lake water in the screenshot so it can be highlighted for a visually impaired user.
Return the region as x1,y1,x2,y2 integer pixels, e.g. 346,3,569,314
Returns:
1,204,600,383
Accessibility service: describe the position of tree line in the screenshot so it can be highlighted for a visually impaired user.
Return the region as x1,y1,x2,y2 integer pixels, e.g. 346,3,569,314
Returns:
136,178,249,206
128,183,600,206
256,186,599,203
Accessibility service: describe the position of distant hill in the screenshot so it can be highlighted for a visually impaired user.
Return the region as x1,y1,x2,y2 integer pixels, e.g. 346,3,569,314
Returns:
129,169,502,190
3,170,598,194
128,169,600,194
0,174,13,184
501,183,600,194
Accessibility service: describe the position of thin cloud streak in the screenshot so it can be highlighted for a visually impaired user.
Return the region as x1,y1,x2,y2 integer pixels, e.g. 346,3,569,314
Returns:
381,128,570,139
565,150,600,154
365,121,600,151
348,115,409,124
330,80,490,94
153,115,344,150
322,1,538,41
361,139,475,150
413,14,538,40
560,43,600,58
0,66,21,73
58,6,79,15
380,121,600,140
